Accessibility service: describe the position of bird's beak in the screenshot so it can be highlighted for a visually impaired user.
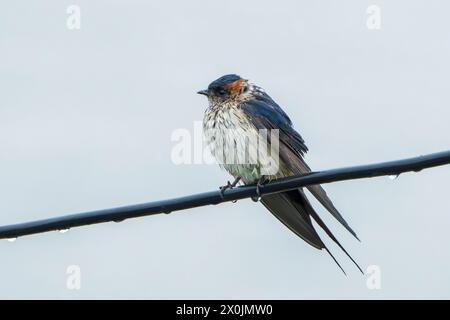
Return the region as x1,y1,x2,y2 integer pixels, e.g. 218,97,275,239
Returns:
197,89,209,96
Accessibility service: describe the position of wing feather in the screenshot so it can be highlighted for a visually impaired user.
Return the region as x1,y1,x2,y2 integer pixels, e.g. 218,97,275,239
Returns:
240,94,358,239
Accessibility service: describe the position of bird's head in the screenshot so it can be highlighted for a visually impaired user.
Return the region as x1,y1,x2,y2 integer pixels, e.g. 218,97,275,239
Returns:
197,74,249,102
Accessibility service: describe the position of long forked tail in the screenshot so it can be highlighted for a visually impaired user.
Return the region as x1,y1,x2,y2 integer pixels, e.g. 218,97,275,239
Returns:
260,189,362,274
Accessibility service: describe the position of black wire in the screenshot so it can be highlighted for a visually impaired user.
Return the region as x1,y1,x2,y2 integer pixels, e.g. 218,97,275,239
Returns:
0,150,449,240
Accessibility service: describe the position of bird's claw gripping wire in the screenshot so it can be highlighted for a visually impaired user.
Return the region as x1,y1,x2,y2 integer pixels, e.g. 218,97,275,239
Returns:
219,177,241,199
251,177,267,202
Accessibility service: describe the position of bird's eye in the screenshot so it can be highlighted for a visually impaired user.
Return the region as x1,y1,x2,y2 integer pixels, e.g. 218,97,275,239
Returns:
218,89,227,96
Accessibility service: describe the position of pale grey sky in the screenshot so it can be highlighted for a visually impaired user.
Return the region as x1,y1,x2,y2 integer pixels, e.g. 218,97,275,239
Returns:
1,0,449,299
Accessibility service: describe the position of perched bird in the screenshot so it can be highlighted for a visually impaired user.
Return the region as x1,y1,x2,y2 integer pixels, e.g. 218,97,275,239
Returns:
198,74,362,274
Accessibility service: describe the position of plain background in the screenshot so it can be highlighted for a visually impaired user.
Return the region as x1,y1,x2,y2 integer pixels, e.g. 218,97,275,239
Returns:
1,0,449,299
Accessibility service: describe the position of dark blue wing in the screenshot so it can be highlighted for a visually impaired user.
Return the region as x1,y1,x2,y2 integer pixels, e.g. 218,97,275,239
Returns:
240,91,359,240
240,92,308,157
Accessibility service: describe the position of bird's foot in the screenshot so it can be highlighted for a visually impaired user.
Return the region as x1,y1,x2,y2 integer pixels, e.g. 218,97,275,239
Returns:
251,177,267,202
219,177,241,199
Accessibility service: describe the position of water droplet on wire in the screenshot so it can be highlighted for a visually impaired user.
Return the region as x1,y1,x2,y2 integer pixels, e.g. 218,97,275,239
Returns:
59,229,69,234
6,238,17,242
388,174,399,180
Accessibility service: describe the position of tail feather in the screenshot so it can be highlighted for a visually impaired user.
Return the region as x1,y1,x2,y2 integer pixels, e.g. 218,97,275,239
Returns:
297,190,364,274
261,193,324,249
324,247,347,276
283,148,360,241
307,184,360,241
261,190,360,274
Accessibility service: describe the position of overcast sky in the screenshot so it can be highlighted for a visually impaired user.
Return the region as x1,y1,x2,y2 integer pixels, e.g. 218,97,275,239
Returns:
1,0,450,299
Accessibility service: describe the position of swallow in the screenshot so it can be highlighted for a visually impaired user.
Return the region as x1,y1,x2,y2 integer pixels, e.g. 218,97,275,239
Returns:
198,74,362,274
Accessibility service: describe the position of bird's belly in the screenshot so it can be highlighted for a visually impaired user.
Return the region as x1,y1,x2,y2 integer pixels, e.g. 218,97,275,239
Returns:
203,107,283,184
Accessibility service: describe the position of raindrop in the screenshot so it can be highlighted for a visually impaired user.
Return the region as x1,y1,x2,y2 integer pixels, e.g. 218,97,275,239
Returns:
231,199,237,203
251,196,261,203
161,206,172,214
59,229,69,234
388,174,399,180
6,238,17,242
